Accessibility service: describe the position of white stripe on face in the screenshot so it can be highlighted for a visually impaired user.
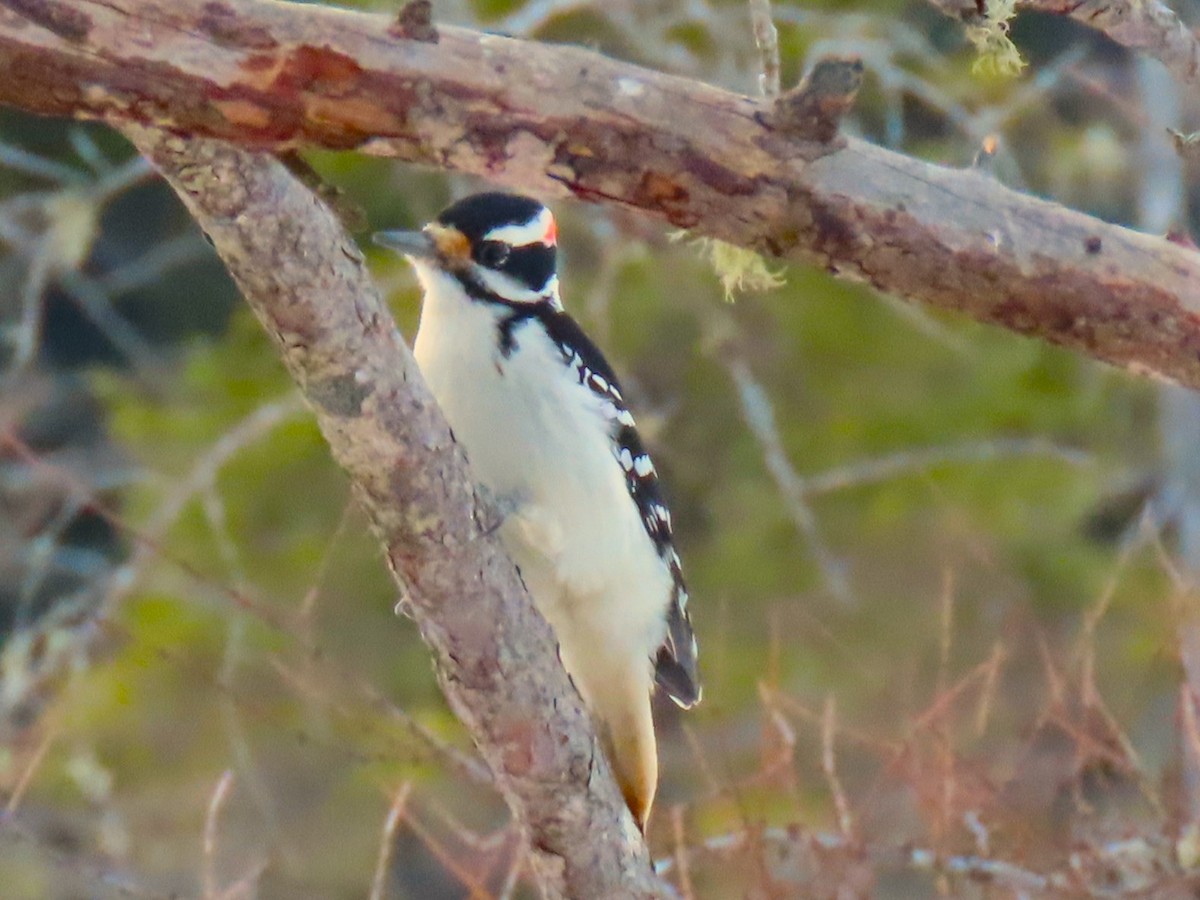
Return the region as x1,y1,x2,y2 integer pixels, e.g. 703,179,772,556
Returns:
473,267,561,308
483,207,556,247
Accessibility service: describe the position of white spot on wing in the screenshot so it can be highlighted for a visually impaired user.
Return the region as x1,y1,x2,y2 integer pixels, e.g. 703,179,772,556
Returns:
633,455,654,477
619,448,634,470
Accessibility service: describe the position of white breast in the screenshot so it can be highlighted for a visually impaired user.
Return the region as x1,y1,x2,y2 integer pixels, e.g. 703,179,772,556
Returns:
410,266,671,690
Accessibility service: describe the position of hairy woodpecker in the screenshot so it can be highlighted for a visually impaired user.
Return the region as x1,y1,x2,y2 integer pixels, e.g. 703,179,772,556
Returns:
376,193,700,827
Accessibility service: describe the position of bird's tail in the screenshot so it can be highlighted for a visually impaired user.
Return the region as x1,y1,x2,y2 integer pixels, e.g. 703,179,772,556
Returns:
586,669,658,830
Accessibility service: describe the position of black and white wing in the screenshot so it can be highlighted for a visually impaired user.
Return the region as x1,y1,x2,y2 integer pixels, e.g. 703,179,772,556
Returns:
545,311,701,708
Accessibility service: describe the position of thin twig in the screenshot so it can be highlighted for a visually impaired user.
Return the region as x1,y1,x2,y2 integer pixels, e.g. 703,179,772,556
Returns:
756,684,798,786
907,651,1011,736
214,860,268,900
58,269,167,378
97,233,210,296
369,782,413,900
935,569,956,841
361,673,493,786
297,499,358,642
110,394,307,609
496,830,527,900
973,640,1005,737
9,228,56,371
3,717,60,815
748,0,780,99
0,141,83,184
822,695,854,839
400,799,494,899
727,356,854,606
802,438,1092,496
203,769,236,900
68,129,114,176
670,805,697,900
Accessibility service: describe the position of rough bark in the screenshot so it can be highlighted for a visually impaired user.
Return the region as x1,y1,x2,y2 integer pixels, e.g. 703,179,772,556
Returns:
2,0,1200,388
122,126,665,899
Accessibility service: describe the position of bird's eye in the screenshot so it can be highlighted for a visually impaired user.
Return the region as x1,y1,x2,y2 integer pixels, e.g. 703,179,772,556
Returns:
477,241,510,268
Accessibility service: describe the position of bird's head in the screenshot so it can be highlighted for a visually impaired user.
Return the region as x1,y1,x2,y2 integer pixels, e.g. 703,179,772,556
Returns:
376,192,560,308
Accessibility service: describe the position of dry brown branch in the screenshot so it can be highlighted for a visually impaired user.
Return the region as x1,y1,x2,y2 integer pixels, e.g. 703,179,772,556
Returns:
1058,0,1200,86
669,805,697,900
930,0,1200,88
3,715,59,814
369,782,412,900
973,640,1005,737
1039,1,1199,88
398,799,493,898
0,0,1199,387
821,695,854,840
747,0,780,99
120,128,663,898
203,769,236,900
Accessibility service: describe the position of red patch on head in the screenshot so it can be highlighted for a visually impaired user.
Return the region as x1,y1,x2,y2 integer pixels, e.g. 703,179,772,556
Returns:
543,215,558,246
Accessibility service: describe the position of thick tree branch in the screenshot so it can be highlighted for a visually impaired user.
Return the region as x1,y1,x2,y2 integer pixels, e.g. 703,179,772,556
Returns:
930,0,1200,89
1032,0,1200,89
2,0,1200,387
120,125,664,899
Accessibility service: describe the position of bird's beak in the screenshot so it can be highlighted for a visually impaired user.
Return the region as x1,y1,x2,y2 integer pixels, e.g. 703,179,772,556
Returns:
373,229,438,259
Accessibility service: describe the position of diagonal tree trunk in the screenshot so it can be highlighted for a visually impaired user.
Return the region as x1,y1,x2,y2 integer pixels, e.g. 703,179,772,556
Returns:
122,125,666,899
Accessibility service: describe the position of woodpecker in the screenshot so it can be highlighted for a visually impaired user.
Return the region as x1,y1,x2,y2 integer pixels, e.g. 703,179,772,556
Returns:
376,193,700,828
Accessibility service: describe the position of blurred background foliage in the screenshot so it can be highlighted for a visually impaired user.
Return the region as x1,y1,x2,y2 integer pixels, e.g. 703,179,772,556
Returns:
2,0,1200,896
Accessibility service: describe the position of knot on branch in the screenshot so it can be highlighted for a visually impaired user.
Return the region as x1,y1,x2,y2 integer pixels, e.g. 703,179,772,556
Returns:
770,56,863,147
389,0,440,43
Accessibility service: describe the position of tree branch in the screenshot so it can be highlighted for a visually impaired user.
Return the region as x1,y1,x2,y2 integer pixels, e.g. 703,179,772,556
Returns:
1,0,1199,388
1032,0,1200,87
929,0,1200,89
120,125,664,899
1031,0,1200,89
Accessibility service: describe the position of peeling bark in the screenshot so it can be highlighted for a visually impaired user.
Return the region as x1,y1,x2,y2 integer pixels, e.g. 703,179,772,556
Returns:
0,0,1199,386
122,126,665,899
